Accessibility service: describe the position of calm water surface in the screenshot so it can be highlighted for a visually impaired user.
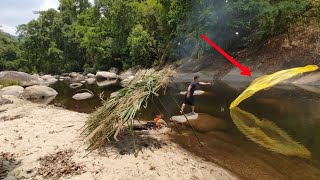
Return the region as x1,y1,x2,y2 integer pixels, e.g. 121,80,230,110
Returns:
51,80,320,179
49,81,121,113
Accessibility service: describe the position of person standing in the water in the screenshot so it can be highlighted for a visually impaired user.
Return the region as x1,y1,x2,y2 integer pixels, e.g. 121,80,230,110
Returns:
180,76,211,114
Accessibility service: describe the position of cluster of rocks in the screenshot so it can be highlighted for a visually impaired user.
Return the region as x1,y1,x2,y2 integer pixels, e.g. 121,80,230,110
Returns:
0,85,58,104
0,66,140,102
63,66,138,89
0,71,58,104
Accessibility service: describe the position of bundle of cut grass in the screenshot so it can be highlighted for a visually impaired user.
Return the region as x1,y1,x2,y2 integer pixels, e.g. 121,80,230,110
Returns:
82,66,175,151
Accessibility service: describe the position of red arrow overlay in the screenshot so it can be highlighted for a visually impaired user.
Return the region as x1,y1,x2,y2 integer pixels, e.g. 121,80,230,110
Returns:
201,34,251,76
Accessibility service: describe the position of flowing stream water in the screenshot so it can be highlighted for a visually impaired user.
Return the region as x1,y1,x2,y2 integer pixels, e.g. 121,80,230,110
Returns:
50,80,320,179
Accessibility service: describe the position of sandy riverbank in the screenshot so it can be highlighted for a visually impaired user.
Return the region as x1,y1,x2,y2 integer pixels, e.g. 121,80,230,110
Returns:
0,96,236,180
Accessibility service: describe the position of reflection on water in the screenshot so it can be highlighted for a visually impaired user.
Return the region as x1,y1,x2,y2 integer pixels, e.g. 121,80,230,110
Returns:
163,82,320,179
49,81,122,113
230,107,311,158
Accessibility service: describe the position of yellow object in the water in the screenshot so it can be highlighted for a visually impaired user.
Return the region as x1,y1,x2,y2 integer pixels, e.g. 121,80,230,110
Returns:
230,107,311,158
230,65,319,109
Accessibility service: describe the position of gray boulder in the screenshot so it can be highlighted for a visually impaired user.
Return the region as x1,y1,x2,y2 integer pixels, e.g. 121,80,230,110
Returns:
96,71,118,80
0,85,24,97
85,78,96,84
292,72,320,86
69,72,80,78
221,68,264,83
87,73,96,78
96,79,118,87
41,75,54,81
21,85,58,100
71,74,85,82
72,92,93,100
41,75,58,86
0,71,43,86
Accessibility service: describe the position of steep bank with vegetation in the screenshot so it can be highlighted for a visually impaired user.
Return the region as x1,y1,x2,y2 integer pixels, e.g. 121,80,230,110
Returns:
1,0,319,75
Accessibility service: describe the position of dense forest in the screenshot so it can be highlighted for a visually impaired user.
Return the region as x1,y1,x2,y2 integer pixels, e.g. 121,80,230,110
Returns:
0,0,319,74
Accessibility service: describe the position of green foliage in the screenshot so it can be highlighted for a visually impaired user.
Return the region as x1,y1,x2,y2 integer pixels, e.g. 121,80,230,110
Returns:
305,0,320,20
0,0,317,74
127,24,155,67
0,31,21,71
227,0,307,45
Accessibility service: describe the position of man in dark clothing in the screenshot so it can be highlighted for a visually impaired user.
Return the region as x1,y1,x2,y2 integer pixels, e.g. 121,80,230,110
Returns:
180,76,211,114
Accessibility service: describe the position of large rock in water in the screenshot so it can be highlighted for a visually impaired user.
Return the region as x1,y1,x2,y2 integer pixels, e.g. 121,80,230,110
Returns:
72,74,86,82
87,73,96,78
72,92,93,100
96,71,118,80
0,71,43,86
21,85,58,100
0,85,24,97
171,113,227,132
69,72,80,78
171,113,199,123
292,72,320,86
41,75,58,86
96,79,118,87
85,78,96,84
221,68,264,82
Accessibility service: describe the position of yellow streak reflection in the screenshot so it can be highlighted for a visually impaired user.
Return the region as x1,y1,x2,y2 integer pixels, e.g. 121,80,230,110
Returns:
230,107,311,158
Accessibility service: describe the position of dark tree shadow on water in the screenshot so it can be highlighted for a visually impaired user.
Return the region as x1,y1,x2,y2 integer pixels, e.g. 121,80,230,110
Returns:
101,130,168,157
0,152,22,179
